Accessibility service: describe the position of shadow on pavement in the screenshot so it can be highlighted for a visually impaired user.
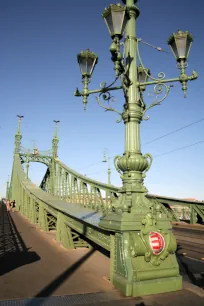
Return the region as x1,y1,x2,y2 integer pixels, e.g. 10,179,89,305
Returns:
24,248,95,305
176,244,204,288
0,204,40,276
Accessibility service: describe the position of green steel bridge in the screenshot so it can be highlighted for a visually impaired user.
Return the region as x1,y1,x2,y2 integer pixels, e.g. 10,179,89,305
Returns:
2,0,204,301
4,118,204,299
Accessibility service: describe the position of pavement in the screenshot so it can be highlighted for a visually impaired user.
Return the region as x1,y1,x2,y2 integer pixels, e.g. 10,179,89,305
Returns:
173,226,204,288
0,203,204,305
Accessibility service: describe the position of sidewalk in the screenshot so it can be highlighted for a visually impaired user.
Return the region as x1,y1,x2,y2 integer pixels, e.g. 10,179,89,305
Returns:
0,204,203,305
0,205,115,300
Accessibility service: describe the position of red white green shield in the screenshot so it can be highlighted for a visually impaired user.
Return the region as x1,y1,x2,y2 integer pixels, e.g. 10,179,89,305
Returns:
149,231,165,255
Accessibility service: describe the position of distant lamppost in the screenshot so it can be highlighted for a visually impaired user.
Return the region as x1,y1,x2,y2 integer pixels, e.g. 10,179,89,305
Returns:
74,0,198,297
102,148,111,185
51,120,60,195
17,115,24,122
15,115,24,154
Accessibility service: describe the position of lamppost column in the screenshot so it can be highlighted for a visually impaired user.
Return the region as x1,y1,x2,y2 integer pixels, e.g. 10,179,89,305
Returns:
116,0,149,214
14,116,23,154
52,121,59,159
103,148,111,185
51,120,60,195
74,0,198,296
107,158,111,185
124,0,140,153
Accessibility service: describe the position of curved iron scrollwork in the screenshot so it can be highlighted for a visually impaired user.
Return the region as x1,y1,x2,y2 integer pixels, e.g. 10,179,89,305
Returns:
136,41,174,120
96,78,123,123
137,42,166,83
114,155,123,175
143,83,172,120
142,153,153,178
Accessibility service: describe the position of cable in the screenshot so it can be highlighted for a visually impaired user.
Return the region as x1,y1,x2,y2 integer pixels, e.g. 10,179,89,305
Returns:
78,116,204,171
84,171,102,176
79,161,106,171
140,39,170,53
144,117,204,145
85,168,114,177
154,140,204,158
85,141,204,179
82,141,204,181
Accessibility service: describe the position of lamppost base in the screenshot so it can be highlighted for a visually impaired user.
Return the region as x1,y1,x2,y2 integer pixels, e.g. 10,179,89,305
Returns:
113,273,182,297
99,193,172,231
99,211,172,231
100,196,182,297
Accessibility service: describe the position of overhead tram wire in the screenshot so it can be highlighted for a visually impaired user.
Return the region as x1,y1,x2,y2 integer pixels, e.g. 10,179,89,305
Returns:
84,141,204,178
85,168,114,177
144,117,204,144
154,140,204,158
77,116,204,171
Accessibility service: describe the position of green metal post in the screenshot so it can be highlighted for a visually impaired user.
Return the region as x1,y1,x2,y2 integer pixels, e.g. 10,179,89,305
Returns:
98,0,182,297
51,120,60,195
190,204,197,224
14,116,23,154
11,115,23,202
103,148,111,185
107,158,111,185
75,0,197,297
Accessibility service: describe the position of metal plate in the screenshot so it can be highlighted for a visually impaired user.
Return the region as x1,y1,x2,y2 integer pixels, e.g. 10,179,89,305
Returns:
0,292,123,306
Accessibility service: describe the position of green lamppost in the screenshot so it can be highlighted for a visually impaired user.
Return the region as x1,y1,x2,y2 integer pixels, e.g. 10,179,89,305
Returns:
74,0,198,297
103,148,111,185
51,120,60,195
14,115,24,154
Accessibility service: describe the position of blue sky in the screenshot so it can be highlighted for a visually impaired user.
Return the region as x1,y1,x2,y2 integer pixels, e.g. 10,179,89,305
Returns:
0,0,203,200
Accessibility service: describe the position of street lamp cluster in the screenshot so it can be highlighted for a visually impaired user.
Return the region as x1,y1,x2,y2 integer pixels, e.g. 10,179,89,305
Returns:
75,3,197,110
74,0,198,221
74,0,198,226
74,0,198,296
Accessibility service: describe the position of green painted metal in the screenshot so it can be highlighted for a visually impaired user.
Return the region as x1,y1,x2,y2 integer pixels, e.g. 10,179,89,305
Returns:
73,0,199,296
56,212,75,248
6,0,202,296
39,202,49,231
103,148,111,185
8,130,203,298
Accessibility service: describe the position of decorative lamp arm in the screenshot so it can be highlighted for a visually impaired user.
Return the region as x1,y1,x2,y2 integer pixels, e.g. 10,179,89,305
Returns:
74,77,123,115
136,40,198,98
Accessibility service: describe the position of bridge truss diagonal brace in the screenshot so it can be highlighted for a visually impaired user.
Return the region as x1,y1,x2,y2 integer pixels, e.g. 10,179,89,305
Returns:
190,204,204,224
30,198,37,224
39,202,49,232
56,212,90,249
56,212,75,249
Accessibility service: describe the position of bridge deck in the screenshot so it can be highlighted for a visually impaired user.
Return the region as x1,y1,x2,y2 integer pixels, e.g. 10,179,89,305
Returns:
0,203,204,305
0,204,118,300
25,182,104,228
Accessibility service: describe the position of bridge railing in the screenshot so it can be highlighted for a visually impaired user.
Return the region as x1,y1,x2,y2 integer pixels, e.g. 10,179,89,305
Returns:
38,158,204,224
40,159,119,213
11,154,113,259
8,153,204,297
20,146,52,156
